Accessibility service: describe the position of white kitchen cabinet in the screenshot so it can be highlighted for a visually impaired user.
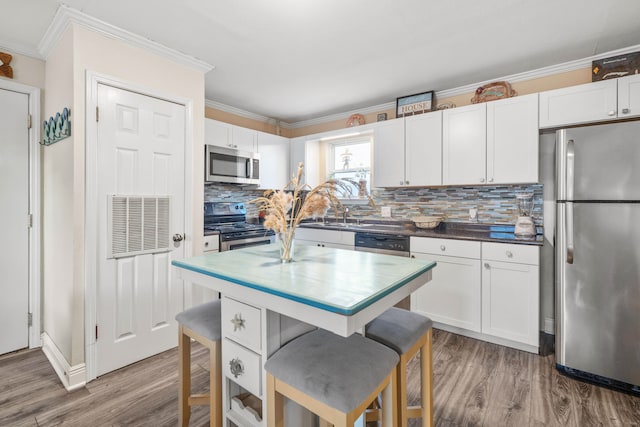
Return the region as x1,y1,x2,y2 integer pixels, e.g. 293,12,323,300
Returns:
482,242,539,348
410,237,540,353
205,118,257,152
443,96,539,185
410,237,482,332
442,103,486,185
405,112,443,186
486,93,539,184
290,137,320,188
539,79,618,128
373,118,405,187
373,112,442,187
257,132,290,190
295,227,355,250
618,73,640,119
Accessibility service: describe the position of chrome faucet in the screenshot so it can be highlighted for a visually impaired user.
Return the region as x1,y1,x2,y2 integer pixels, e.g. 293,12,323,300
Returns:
343,207,350,224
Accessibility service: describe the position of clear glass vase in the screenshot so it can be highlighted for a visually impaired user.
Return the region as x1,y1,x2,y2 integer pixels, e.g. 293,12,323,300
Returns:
278,230,295,263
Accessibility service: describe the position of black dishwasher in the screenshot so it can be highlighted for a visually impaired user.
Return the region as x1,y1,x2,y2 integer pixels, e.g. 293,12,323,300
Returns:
354,232,410,256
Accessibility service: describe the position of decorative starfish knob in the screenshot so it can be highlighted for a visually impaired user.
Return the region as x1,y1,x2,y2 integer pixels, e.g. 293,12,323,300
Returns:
231,313,245,331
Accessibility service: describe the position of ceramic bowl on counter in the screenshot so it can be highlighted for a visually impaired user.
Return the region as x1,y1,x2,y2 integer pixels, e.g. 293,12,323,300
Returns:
412,216,442,229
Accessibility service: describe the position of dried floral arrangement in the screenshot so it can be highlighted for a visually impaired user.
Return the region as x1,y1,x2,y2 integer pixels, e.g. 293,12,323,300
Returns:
251,163,374,262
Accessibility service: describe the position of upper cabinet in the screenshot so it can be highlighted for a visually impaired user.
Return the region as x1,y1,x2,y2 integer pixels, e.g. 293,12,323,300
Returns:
257,132,290,190
487,93,539,184
618,73,640,119
539,74,640,128
205,118,257,152
290,137,320,188
442,103,486,185
443,94,539,185
373,111,442,188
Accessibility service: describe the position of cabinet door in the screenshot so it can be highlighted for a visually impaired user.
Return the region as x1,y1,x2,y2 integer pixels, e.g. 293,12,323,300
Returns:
443,103,486,185
618,73,640,119
205,118,232,148
231,125,257,152
373,118,405,187
486,93,539,184
289,137,320,188
411,252,481,332
257,132,290,190
539,79,617,128
405,111,442,186
482,260,539,346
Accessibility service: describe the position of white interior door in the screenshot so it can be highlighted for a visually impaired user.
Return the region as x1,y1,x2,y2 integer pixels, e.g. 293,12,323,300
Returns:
0,89,30,355
96,84,185,376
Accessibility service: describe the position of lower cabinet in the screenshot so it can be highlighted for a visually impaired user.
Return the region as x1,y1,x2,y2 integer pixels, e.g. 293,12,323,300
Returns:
295,228,355,250
411,236,540,352
481,242,539,348
411,239,481,333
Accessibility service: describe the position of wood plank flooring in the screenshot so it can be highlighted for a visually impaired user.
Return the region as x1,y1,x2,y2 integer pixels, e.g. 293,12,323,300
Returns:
1,329,638,426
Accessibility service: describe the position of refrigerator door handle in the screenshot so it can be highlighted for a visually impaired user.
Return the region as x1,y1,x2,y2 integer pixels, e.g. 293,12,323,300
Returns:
566,139,575,264
566,202,574,264
567,139,575,201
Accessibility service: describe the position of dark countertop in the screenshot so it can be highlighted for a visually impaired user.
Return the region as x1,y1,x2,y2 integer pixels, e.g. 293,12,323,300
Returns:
299,219,544,246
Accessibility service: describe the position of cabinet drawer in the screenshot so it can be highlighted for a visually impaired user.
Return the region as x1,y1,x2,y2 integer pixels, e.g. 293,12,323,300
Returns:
222,297,262,353
482,242,539,265
222,339,261,397
203,234,219,253
295,228,355,246
411,237,480,259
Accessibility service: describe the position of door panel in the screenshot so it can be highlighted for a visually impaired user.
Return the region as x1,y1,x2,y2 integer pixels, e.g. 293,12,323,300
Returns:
97,85,185,375
564,121,640,200
558,202,640,384
0,89,29,355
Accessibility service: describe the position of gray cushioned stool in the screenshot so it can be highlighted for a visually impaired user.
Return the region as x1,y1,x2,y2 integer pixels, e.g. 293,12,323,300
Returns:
264,328,399,427
175,300,222,427
366,307,434,427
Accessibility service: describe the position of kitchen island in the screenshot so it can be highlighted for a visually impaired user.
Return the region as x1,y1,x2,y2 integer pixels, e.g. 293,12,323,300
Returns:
172,244,436,427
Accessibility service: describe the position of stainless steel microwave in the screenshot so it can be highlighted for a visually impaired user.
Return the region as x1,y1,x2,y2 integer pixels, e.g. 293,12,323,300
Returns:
205,145,260,185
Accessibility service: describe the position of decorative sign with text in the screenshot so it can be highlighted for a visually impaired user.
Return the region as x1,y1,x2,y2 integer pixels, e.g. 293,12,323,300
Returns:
396,91,434,118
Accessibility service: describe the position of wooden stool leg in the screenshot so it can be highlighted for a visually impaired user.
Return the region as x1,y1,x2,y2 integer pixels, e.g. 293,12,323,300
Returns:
398,354,409,427
421,329,434,427
267,374,284,427
381,369,398,427
210,341,222,427
178,326,191,427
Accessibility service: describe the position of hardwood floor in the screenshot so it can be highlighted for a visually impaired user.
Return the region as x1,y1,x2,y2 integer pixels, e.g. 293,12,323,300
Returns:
1,329,638,426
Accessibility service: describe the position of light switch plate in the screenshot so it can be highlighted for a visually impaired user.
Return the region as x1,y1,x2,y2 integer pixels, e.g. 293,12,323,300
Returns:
381,206,391,217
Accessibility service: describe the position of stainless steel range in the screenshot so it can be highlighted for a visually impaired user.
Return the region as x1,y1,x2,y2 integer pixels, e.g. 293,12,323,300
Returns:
204,202,275,251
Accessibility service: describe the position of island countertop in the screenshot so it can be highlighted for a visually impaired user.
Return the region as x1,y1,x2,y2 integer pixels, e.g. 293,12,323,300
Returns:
172,243,436,316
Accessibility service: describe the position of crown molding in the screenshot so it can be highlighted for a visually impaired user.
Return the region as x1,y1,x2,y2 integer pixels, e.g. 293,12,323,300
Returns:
208,43,640,129
38,4,213,72
204,99,282,125
0,40,43,60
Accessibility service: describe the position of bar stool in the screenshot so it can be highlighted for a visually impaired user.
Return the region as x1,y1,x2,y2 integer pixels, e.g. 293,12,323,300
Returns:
264,329,399,427
366,308,434,427
175,300,222,427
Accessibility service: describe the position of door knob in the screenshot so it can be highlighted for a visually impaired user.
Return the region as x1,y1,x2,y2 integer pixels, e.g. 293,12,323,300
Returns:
173,233,184,242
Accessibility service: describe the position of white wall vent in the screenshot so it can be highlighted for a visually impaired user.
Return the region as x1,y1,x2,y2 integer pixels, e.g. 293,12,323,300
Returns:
107,195,171,259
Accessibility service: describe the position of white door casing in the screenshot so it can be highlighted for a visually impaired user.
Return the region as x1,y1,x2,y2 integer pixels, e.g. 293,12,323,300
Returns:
95,83,186,376
0,89,30,355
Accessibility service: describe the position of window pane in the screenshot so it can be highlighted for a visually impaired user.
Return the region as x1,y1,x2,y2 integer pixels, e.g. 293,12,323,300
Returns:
333,142,371,171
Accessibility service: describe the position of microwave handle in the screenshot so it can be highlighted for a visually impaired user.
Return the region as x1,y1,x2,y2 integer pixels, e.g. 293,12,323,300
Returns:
246,158,253,179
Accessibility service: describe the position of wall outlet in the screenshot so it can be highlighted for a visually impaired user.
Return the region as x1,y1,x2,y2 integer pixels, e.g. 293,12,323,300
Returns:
381,206,391,217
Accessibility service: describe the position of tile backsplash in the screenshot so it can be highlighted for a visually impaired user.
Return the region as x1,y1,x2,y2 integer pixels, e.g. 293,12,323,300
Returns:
204,183,544,225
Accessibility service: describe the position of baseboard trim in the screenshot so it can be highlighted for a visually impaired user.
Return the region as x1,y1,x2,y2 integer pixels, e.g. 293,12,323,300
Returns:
544,317,555,335
41,332,86,391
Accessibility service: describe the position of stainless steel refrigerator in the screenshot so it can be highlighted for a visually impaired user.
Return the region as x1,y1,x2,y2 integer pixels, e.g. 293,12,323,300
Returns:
555,121,640,394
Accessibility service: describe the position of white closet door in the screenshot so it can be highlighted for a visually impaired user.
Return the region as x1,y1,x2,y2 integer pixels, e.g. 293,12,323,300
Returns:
96,84,186,375
0,89,30,355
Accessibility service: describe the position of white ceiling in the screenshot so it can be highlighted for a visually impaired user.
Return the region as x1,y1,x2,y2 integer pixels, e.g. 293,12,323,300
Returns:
2,1,640,123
